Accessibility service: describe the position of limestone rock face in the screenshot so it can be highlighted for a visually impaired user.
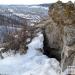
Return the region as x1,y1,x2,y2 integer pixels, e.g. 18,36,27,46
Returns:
44,18,63,61
38,1,75,71
35,1,75,71
48,1,75,25
61,26,75,71
45,18,63,49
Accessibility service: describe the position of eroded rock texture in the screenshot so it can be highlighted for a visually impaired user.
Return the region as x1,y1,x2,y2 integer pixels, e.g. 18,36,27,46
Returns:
36,1,75,71
48,1,75,71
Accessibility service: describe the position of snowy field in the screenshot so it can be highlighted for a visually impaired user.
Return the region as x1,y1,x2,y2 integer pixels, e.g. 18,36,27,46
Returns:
0,32,61,75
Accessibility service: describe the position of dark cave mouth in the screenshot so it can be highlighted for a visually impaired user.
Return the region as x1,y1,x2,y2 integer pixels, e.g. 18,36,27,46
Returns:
43,33,61,61
43,45,61,61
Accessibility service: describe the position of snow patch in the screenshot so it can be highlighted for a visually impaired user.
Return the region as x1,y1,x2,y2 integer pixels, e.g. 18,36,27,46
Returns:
0,32,60,75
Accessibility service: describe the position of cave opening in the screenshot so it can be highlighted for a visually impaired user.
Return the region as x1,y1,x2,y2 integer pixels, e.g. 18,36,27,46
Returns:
43,32,61,61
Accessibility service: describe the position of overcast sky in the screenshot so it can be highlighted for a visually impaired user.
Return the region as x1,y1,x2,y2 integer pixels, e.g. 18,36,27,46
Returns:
0,0,74,5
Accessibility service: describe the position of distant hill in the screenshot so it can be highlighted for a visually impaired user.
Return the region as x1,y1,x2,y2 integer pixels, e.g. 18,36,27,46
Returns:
38,3,51,7
28,3,51,7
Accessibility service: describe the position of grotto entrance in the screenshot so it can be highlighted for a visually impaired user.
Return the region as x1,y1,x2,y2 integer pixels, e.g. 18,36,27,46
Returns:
43,32,61,61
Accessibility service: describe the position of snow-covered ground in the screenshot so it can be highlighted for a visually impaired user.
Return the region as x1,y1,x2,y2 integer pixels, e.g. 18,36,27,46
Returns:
0,32,61,75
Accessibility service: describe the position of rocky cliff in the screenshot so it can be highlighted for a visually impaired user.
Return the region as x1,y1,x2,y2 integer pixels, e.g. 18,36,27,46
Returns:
36,1,75,72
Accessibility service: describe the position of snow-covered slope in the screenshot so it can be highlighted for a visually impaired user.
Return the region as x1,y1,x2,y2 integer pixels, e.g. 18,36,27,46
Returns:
0,32,60,75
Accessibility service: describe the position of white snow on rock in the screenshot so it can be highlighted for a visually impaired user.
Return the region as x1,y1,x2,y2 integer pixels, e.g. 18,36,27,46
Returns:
0,32,61,75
